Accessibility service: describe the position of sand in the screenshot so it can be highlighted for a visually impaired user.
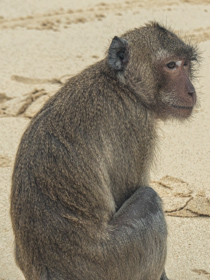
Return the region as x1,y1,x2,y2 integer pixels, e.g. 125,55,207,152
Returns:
0,0,210,279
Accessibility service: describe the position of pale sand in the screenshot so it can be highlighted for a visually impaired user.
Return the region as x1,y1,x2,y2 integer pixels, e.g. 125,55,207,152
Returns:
0,0,210,279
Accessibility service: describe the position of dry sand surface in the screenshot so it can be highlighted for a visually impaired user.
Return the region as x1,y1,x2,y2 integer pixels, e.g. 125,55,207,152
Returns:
0,0,210,279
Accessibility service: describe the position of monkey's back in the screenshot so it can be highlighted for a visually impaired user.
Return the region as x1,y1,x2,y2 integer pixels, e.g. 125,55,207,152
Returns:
10,60,156,279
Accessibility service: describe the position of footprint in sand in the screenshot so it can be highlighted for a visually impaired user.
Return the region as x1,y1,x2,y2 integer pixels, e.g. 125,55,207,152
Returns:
151,176,210,217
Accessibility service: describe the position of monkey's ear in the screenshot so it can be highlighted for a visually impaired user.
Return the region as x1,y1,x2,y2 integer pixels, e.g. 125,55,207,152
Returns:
108,36,129,71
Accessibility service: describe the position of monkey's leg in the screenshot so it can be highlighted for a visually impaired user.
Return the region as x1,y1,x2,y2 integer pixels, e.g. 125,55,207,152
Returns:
14,187,167,280
106,186,168,280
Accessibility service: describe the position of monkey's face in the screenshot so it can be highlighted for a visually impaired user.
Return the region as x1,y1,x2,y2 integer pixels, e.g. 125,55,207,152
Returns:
156,57,197,120
108,23,199,121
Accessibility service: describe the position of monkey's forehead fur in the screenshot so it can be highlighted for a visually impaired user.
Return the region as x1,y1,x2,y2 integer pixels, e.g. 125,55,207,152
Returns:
120,22,198,61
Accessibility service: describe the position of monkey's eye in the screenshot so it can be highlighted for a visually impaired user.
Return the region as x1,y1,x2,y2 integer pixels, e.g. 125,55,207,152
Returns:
183,61,189,67
166,61,176,69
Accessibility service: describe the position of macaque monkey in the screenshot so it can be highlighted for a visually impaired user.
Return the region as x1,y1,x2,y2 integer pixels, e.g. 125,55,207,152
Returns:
11,22,199,280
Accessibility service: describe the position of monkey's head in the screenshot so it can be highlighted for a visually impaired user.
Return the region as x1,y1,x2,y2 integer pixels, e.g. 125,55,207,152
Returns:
107,22,199,120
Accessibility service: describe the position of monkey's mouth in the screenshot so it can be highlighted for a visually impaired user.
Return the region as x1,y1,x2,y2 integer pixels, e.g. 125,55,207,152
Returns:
171,105,193,110
170,104,194,118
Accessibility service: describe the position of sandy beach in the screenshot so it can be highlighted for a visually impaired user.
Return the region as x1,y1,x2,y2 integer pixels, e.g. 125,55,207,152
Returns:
0,0,210,279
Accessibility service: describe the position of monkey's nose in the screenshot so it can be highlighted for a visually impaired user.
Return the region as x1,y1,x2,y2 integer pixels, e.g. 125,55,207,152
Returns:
187,82,195,97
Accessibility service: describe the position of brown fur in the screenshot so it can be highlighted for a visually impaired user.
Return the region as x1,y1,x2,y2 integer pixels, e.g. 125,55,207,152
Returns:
10,22,198,280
